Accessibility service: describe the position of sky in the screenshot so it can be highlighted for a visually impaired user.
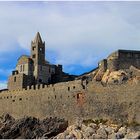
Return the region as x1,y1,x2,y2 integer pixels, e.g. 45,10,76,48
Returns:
0,1,140,89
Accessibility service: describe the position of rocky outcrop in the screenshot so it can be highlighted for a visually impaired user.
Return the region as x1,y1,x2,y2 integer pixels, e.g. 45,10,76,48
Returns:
55,119,140,139
101,70,131,85
0,114,68,139
88,66,140,85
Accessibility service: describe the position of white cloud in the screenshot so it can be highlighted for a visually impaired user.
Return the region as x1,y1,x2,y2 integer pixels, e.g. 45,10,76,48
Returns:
0,81,7,90
0,1,140,71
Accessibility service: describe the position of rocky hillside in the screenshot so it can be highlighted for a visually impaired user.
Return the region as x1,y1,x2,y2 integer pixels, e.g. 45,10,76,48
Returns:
77,65,140,85
0,114,68,139
55,119,140,139
0,114,139,139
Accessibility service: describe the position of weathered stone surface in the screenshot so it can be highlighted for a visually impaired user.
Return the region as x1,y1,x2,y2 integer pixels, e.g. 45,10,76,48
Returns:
0,114,68,139
55,119,140,139
125,131,140,139
96,127,108,139
101,70,130,85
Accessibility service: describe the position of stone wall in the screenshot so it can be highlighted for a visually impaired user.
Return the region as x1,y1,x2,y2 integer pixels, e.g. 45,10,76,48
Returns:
1,80,140,124
99,50,140,72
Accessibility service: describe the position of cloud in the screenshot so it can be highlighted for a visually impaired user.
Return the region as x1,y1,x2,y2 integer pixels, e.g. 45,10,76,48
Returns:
0,1,140,76
0,81,7,90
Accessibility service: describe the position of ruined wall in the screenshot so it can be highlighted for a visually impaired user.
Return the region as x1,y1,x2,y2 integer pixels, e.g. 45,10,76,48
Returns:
0,80,140,124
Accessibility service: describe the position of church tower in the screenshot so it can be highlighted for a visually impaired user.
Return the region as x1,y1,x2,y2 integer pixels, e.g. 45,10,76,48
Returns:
31,32,48,84
31,32,45,65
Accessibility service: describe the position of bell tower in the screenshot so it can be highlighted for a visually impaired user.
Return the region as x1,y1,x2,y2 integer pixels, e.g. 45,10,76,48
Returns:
31,32,45,65
31,32,46,83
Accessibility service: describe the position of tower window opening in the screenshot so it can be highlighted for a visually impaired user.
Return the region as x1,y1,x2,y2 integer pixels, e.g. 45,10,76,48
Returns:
40,48,42,51
23,65,24,71
20,65,22,72
14,77,16,82
32,46,35,51
68,87,70,91
32,54,36,58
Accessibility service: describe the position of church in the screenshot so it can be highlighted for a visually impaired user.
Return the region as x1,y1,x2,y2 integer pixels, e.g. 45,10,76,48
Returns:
8,32,75,90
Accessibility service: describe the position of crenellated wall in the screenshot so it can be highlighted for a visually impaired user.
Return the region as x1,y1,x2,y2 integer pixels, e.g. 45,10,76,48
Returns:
0,80,139,124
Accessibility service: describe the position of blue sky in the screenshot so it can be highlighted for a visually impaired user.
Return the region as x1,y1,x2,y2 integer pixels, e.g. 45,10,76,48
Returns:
0,1,140,89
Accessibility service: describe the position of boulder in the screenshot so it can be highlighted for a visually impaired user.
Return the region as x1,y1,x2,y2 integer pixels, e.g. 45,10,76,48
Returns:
96,127,108,139
84,126,96,138
125,131,140,139
71,129,83,139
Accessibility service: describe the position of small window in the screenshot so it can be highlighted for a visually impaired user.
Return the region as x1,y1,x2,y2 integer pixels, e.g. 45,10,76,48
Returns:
12,100,15,102
32,46,35,51
23,65,24,71
49,68,51,73
32,54,36,58
14,77,16,82
77,94,80,99
40,48,42,51
19,98,22,101
55,95,56,99
20,65,22,72
68,87,70,91
73,86,75,89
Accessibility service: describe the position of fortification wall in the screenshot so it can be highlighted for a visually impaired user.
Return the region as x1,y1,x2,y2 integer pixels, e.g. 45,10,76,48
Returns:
0,80,139,124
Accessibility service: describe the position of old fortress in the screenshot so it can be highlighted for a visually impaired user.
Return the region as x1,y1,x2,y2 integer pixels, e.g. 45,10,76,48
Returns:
0,32,140,124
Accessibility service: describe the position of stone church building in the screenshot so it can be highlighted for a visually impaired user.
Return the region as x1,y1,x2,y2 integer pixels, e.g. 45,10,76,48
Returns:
8,32,75,90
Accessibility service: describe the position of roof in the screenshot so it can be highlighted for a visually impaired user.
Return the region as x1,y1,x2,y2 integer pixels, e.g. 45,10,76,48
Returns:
17,55,33,65
33,32,43,43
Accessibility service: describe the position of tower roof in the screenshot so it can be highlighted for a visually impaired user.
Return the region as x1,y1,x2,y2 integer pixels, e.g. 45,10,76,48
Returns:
33,32,43,43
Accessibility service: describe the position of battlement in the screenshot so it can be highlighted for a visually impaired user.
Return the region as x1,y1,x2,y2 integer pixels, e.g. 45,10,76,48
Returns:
1,80,84,95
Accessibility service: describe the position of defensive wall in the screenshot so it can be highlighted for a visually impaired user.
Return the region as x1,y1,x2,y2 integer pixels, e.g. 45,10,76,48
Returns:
0,80,139,124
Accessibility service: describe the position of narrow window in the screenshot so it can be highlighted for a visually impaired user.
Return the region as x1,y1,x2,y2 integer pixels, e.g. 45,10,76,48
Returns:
73,86,75,89
77,94,80,99
68,87,70,91
20,65,22,72
14,77,16,82
55,95,56,99
23,65,24,72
